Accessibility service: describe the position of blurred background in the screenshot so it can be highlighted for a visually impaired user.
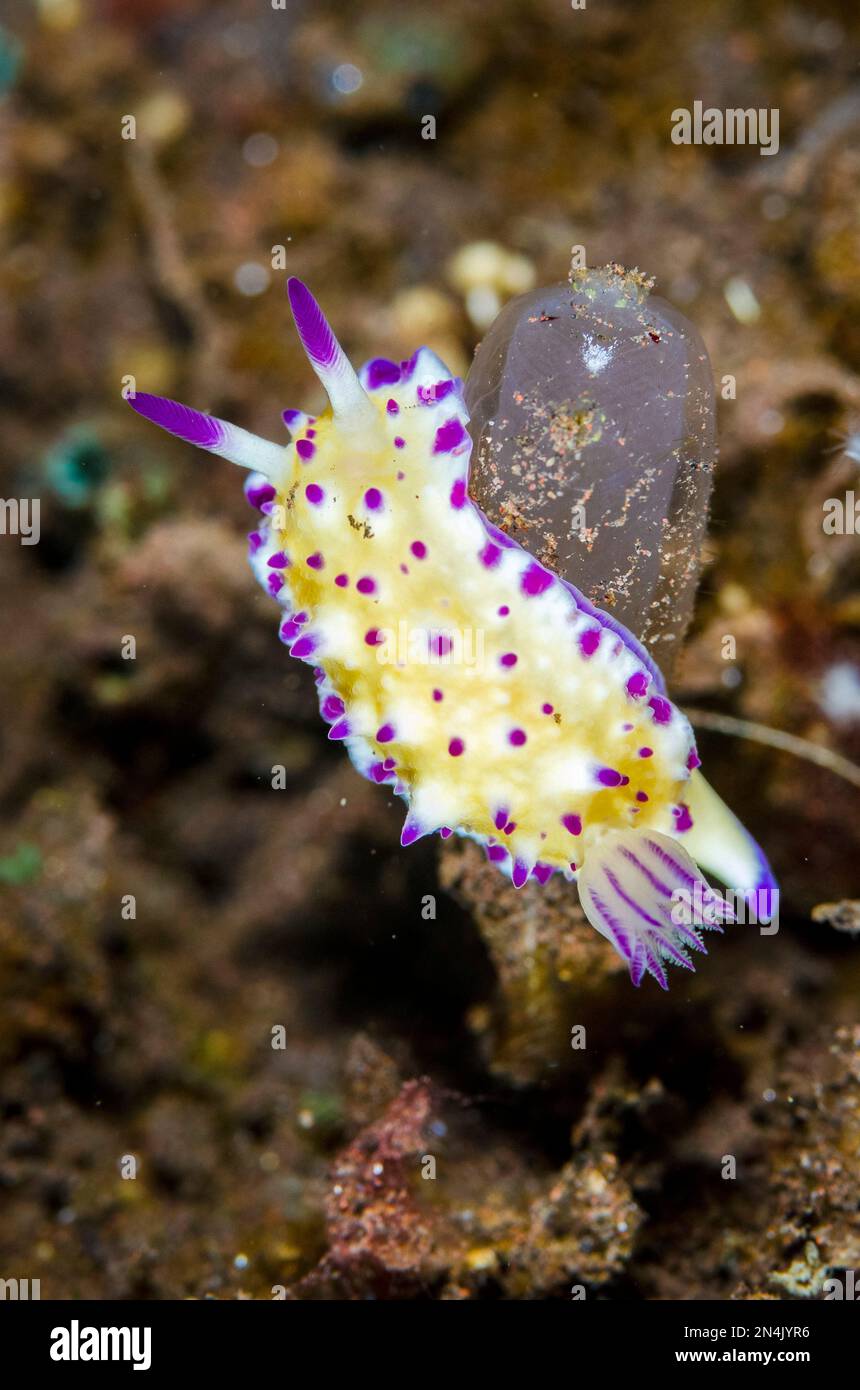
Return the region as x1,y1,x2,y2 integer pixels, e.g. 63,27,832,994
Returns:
1,0,859,1300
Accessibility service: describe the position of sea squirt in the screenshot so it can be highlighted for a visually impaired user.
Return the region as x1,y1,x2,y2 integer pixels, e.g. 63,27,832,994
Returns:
128,276,776,989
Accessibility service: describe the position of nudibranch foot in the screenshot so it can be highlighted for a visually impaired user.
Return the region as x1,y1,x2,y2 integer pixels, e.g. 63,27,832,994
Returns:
127,277,777,991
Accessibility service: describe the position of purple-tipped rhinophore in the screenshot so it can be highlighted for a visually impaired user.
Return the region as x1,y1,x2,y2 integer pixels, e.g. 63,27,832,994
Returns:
128,394,224,449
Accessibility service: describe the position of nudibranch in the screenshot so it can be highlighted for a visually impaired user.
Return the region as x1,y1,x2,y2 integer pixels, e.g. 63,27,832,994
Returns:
128,278,776,989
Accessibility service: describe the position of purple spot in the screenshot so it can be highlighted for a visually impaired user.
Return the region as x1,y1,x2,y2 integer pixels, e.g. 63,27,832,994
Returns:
376,724,395,744
356,576,377,595
673,804,694,833
306,428,316,438
521,562,553,597
504,821,517,835
246,479,276,510
305,483,324,505
267,573,284,596
493,809,509,831
365,628,383,646
296,439,315,462
487,844,508,863
334,573,349,587
306,552,324,570
533,864,554,885
500,652,518,668
480,541,502,568
626,672,649,699
687,748,701,771
267,551,288,569
366,358,401,389
597,767,624,787
282,409,303,428
648,696,672,725
248,531,264,554
400,352,419,380
328,718,350,741
562,814,582,836
383,758,396,770
364,487,383,511
432,688,443,702
448,737,464,757
386,398,399,415
370,762,390,784
434,419,467,454
509,728,527,747
279,620,301,643
401,821,422,847
579,628,601,657
542,703,554,715
430,632,453,657
485,523,516,550
498,605,510,617
636,791,649,803
394,436,406,449
410,540,427,559
440,827,452,839
450,479,467,509
638,746,653,759
290,635,316,659
511,860,530,889
321,695,345,721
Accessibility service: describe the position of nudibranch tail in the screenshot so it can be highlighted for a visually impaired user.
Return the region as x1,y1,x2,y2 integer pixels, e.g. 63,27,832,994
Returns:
287,277,376,428
683,771,778,916
126,277,779,994
127,393,284,480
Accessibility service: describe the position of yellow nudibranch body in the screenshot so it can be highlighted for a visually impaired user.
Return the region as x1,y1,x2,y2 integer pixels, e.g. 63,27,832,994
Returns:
129,278,777,989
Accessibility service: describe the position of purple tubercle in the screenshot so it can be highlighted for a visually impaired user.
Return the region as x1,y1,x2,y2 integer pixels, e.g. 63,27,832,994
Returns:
410,540,427,559
334,573,349,587
448,737,465,757
487,844,508,863
364,487,383,511
626,672,650,699
356,576,377,595
450,479,467,509
386,398,399,415
579,628,601,657
480,542,502,568
287,278,339,369
508,728,527,747
127,394,224,448
434,419,468,454
267,551,288,568
267,573,284,596
499,652,518,668
376,724,395,744
562,814,582,836
673,804,694,833
328,719,351,741
394,436,406,449
290,635,317,659
533,864,554,885
248,531,264,554
366,358,401,389
400,821,423,847
296,439,316,462
511,860,530,889
305,483,325,505
648,696,672,725
521,562,554,597
365,628,383,646
321,695,345,721
687,748,701,771
306,552,324,570
597,767,627,787
246,478,276,510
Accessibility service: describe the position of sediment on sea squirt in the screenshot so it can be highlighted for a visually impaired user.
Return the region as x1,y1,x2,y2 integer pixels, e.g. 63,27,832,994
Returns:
127,272,776,990
466,263,716,670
